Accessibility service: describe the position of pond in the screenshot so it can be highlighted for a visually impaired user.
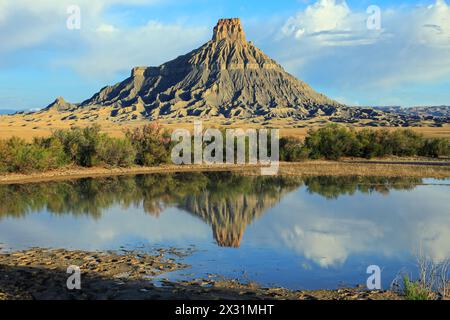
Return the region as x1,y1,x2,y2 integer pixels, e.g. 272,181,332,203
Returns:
0,173,448,290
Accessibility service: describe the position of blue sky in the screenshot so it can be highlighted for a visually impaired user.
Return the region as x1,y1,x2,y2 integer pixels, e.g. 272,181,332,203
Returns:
0,0,449,111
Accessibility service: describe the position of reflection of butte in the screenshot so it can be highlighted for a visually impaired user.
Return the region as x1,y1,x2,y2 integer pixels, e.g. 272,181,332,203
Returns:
180,190,287,248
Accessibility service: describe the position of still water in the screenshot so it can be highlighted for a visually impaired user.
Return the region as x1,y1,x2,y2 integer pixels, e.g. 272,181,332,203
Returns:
0,173,448,290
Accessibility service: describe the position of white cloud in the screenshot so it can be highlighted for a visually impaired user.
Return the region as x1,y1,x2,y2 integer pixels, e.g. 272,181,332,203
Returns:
283,0,352,37
278,0,450,100
0,0,207,77
96,24,118,33
282,0,377,46
62,21,208,77
419,0,450,45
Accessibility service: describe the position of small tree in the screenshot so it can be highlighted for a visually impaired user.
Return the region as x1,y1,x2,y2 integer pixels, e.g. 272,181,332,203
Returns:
52,124,106,167
125,122,172,166
420,138,449,158
305,125,359,160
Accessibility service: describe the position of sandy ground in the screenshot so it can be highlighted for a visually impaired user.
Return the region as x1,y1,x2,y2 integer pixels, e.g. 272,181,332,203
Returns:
0,248,402,300
1,161,449,185
1,113,450,141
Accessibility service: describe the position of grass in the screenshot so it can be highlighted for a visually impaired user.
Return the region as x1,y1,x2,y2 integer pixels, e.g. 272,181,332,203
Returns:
402,276,432,300
393,252,449,300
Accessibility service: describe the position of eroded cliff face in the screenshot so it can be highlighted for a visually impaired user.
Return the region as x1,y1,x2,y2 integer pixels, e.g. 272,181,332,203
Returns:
39,18,344,123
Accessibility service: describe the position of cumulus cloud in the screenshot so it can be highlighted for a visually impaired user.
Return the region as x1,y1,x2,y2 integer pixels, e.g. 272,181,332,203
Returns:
282,0,450,48
282,0,378,46
278,0,450,104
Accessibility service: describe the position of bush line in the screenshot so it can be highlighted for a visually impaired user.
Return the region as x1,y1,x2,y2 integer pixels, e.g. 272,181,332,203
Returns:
0,124,449,173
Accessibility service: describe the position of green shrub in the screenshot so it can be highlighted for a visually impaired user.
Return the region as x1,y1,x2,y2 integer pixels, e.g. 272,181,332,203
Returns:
126,123,172,166
355,129,383,158
402,276,432,300
33,137,70,167
3,137,35,172
301,125,447,160
279,137,310,161
305,125,359,160
1,124,449,173
52,125,106,167
0,137,68,173
97,137,136,167
420,138,450,158
0,140,10,173
386,129,424,157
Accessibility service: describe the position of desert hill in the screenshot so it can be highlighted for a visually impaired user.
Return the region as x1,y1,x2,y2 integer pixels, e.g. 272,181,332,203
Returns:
71,18,346,123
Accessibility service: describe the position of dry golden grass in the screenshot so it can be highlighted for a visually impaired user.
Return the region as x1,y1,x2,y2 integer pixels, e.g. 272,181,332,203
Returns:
1,113,449,141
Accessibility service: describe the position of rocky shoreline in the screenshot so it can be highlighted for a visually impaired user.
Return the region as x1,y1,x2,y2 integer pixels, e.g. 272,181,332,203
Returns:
0,248,401,300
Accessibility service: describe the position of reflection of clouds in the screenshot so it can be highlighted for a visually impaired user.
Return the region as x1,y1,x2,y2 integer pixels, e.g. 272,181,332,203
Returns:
418,222,450,262
96,229,117,242
249,184,450,267
0,207,210,251
281,225,348,267
388,187,450,263
280,219,383,268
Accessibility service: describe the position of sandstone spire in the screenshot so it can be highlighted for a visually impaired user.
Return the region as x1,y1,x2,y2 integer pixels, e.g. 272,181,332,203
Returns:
57,18,345,123
212,18,246,41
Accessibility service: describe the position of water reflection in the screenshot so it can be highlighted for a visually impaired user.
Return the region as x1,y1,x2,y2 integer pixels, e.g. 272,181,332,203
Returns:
0,173,298,247
0,173,448,289
0,174,427,248
302,176,420,199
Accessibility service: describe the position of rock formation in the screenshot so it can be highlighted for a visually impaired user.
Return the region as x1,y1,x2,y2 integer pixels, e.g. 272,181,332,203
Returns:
34,18,350,123
44,97,77,112
26,18,448,127
213,18,246,41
